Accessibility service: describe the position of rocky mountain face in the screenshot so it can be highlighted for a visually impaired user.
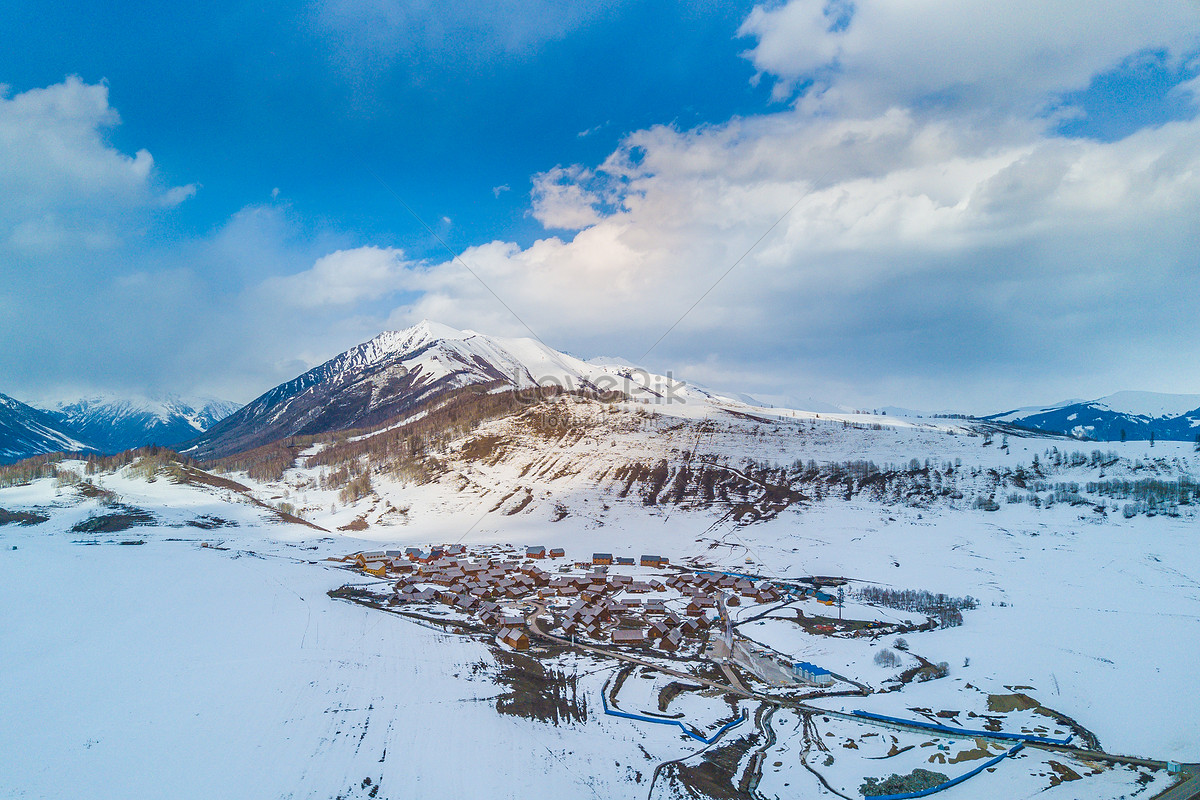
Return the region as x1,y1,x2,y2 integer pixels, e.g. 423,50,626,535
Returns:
181,321,700,460
0,394,94,464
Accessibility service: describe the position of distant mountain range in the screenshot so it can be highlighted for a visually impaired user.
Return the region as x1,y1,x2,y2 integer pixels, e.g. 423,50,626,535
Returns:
4,324,1198,465
45,395,243,455
0,393,241,464
984,391,1200,442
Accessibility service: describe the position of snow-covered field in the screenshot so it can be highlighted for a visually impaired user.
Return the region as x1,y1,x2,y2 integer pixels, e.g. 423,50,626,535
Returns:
0,509,705,799
2,405,1197,799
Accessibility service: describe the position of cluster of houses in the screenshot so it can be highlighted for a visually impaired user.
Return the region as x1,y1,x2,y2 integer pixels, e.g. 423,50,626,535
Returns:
333,545,787,654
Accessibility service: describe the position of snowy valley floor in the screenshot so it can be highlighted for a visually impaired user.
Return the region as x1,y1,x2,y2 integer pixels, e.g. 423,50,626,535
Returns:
1,467,1198,800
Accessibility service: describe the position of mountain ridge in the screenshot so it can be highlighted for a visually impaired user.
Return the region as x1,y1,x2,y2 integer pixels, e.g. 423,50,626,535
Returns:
43,393,242,454
985,391,1200,442
181,320,717,460
0,393,95,464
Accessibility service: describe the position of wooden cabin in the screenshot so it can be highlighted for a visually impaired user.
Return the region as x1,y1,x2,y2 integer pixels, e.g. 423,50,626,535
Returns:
611,628,647,646
497,627,530,651
656,629,683,652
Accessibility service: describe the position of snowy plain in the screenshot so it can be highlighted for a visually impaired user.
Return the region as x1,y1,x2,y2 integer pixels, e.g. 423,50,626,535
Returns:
2,399,1198,799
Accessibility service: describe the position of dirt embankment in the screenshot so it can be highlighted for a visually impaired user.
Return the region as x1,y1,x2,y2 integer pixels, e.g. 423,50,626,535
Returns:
659,681,704,713
0,508,49,526
662,737,760,800
71,503,156,533
490,649,587,726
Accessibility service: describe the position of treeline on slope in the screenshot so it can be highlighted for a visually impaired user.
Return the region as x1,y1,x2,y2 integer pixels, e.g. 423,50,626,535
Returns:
766,449,1195,516
212,385,589,489
601,444,1197,519
0,446,202,488
603,456,960,514
207,438,312,483
0,453,74,488
607,458,804,521
856,586,978,628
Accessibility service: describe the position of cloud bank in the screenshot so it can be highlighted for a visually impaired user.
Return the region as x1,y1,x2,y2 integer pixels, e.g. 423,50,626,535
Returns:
362,1,1200,410
3,3,1200,414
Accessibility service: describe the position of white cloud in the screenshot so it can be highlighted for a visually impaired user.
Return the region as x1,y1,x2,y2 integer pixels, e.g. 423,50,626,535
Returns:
529,165,606,229
0,76,195,254
382,95,1200,408
360,2,1197,409
261,246,410,308
739,0,1200,118
311,0,628,89
7,11,1200,412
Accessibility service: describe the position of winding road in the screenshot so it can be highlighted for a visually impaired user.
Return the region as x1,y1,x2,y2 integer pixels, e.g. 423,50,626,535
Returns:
520,601,1192,791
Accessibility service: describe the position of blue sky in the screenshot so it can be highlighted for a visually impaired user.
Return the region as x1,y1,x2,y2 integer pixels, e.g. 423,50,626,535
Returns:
2,0,769,254
2,1,1199,412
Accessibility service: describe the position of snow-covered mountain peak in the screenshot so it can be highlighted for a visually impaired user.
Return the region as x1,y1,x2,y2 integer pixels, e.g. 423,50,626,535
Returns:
27,392,243,455
366,320,472,355
51,393,233,425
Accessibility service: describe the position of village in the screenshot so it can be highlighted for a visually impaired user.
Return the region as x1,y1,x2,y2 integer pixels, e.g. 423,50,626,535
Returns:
331,543,882,691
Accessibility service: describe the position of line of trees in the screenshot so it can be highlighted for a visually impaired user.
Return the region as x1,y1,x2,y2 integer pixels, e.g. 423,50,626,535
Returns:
857,586,977,628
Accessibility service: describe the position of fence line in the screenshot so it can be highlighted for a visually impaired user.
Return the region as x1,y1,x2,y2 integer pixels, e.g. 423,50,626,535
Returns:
851,710,1073,746
600,691,746,744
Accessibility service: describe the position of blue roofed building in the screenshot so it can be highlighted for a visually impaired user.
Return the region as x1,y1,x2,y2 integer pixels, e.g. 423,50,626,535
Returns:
792,661,834,686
